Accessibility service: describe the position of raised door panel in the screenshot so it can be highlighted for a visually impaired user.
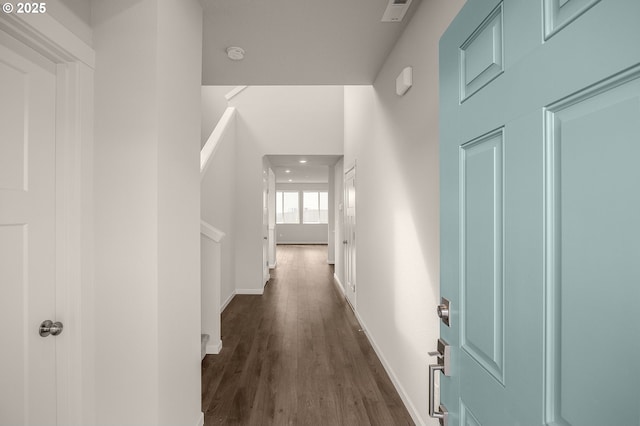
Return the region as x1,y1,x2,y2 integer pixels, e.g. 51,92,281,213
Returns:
543,0,601,39
544,68,640,426
0,60,26,191
0,225,27,425
460,3,503,102
460,128,504,384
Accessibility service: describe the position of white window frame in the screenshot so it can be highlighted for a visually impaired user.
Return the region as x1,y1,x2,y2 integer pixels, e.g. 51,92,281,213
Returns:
275,190,300,224
302,191,329,224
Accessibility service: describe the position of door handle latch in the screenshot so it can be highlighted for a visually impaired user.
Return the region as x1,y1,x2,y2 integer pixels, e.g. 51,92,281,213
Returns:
428,338,450,426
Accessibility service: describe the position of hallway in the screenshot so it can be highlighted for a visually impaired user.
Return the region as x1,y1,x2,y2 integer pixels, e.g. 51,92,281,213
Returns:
201,245,414,425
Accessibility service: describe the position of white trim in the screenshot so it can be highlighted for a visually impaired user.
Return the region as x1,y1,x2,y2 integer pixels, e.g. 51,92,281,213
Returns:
353,310,425,426
276,241,329,245
200,220,226,243
195,412,205,426
269,261,277,269
224,85,248,101
0,13,94,68
200,107,236,178
221,291,235,313
236,288,264,295
333,273,345,295
206,340,223,355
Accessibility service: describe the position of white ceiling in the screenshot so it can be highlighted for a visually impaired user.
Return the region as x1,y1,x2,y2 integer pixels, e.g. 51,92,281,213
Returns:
268,155,342,184
201,0,421,85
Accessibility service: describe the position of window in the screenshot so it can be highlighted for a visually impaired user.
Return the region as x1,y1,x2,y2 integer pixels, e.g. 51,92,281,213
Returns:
276,191,299,224
303,191,328,224
276,190,328,224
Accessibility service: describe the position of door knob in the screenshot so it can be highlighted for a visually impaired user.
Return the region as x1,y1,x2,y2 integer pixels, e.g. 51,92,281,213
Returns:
39,320,63,337
343,240,348,244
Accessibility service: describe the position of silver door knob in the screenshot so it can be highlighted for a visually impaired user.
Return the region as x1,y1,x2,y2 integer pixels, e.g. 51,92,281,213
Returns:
39,320,63,337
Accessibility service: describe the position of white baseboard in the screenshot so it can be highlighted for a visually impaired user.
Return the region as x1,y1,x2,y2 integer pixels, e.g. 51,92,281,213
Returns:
353,310,425,426
333,273,345,295
276,241,329,245
206,340,223,355
195,412,204,426
221,291,235,313
236,288,264,295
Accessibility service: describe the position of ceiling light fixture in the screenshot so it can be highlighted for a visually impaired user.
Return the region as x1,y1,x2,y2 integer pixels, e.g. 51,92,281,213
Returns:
285,169,291,173
226,46,245,61
299,159,307,164
288,179,293,182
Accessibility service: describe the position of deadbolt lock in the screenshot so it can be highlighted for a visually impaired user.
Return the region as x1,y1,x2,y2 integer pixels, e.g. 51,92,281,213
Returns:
437,297,450,327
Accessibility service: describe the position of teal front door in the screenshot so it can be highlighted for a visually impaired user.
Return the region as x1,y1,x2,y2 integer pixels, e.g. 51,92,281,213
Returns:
439,1,640,425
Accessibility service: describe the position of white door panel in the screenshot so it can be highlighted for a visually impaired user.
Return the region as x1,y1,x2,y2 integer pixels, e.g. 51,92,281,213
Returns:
344,167,356,309
0,32,58,425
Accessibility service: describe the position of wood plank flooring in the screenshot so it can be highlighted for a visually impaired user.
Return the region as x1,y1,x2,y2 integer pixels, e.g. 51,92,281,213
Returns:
201,244,415,426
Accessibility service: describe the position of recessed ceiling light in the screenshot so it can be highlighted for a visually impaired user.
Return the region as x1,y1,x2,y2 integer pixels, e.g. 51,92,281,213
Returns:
285,169,291,173
288,179,292,182
226,46,245,61
299,159,307,164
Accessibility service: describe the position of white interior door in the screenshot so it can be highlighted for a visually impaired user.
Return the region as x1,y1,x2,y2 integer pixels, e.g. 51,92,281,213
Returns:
344,166,356,309
0,30,59,425
268,168,276,268
262,172,270,284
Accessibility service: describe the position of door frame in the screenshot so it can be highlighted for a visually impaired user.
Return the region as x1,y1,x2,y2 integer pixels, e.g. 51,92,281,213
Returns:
0,13,95,425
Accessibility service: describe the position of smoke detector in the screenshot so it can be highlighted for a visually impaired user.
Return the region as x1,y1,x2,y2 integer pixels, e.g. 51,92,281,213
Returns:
381,0,413,22
226,46,245,61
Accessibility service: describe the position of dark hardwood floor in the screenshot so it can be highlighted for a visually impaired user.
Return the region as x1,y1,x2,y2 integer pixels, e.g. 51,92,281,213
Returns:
201,244,415,426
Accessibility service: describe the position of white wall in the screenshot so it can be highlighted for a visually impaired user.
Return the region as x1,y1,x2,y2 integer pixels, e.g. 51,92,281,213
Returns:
342,0,465,424
201,115,237,312
156,2,202,423
228,86,344,292
201,86,235,147
277,224,328,244
92,1,203,424
47,0,92,46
